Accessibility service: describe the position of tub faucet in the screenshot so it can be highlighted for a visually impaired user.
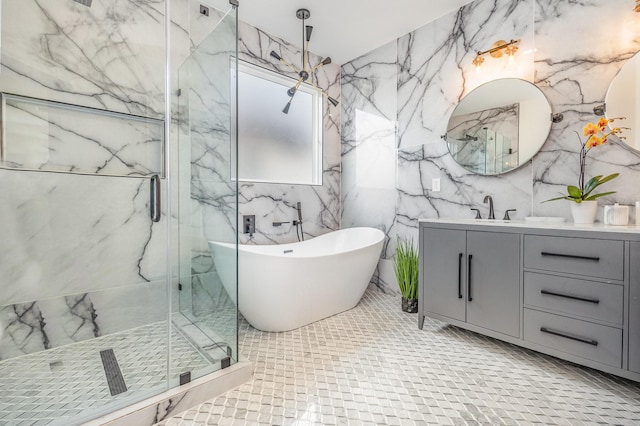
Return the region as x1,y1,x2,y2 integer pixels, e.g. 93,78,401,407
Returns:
483,195,495,219
273,221,291,227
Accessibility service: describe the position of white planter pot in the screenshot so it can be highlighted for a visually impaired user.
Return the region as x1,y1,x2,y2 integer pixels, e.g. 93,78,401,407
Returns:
570,200,598,224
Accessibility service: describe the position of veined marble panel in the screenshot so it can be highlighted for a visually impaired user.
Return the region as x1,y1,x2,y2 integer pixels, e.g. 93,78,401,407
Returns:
0,302,49,360
341,40,399,264
0,170,167,306
532,0,640,221
1,0,166,118
397,0,535,150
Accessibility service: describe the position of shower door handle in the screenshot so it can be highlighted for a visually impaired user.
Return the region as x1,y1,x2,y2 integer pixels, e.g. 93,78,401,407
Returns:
150,174,161,222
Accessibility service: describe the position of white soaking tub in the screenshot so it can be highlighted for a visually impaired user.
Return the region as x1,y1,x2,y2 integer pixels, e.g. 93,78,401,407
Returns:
209,227,384,332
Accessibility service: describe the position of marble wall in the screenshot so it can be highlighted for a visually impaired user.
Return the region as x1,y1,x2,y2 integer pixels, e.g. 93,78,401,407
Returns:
341,0,640,293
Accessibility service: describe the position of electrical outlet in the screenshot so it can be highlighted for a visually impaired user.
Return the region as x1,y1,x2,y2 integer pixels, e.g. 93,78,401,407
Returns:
432,178,441,192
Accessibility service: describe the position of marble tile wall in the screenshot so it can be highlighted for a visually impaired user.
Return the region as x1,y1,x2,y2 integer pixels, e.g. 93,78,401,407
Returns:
341,0,640,293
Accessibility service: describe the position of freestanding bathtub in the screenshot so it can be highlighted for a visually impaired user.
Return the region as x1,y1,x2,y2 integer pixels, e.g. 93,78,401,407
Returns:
208,227,384,332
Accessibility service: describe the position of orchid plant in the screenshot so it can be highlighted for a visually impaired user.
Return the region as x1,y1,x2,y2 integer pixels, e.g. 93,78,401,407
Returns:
546,117,625,204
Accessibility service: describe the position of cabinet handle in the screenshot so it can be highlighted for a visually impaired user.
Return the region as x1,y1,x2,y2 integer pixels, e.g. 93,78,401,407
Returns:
540,289,600,304
540,327,598,346
457,253,463,299
540,251,600,262
467,254,473,302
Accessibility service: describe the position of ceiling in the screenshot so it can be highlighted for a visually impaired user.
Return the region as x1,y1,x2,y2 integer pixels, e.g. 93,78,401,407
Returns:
237,0,475,65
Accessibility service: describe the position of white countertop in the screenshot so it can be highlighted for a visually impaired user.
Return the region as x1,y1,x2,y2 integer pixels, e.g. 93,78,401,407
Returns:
419,218,640,234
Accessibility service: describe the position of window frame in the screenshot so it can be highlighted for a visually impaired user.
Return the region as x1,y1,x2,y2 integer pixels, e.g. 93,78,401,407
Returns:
235,60,323,186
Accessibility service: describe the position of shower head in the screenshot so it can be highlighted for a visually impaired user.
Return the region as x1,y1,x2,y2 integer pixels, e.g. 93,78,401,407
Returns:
73,0,93,7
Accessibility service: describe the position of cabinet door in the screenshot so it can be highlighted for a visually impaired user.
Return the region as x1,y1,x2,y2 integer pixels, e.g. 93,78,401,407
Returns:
630,242,640,373
466,231,520,337
423,227,466,322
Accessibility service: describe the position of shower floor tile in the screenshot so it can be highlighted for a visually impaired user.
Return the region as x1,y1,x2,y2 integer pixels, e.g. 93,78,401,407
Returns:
164,288,640,425
0,322,210,425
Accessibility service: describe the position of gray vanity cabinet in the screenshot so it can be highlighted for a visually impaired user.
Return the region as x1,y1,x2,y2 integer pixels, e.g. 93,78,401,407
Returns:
630,242,640,373
419,219,640,383
420,227,520,337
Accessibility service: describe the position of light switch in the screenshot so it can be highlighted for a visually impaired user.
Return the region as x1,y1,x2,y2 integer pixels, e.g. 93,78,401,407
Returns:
432,178,441,192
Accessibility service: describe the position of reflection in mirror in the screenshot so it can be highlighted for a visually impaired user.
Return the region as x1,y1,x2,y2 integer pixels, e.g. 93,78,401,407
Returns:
445,78,552,175
605,51,640,152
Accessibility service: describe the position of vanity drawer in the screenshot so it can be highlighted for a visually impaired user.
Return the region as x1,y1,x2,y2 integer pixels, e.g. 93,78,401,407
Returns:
524,272,623,325
524,235,623,280
523,308,622,368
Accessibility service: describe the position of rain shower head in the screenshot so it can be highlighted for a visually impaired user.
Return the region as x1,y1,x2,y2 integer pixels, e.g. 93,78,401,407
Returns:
73,0,93,7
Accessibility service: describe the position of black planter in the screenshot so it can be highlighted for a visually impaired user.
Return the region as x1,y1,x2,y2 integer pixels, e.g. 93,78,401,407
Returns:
401,297,418,313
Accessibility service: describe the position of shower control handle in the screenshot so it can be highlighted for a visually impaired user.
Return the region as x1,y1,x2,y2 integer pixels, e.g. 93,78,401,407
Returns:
150,175,161,222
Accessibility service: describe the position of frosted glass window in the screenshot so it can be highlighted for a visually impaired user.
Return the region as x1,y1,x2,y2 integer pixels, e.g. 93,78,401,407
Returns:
236,61,322,185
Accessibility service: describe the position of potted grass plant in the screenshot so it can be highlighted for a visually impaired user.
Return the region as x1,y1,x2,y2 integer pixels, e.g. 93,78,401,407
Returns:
394,238,419,313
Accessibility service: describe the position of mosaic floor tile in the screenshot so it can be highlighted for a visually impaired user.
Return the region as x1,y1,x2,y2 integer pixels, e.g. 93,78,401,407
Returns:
0,321,211,425
163,289,640,425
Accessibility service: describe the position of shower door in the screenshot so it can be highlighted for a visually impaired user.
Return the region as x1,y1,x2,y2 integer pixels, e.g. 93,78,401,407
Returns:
175,5,239,377
0,0,205,424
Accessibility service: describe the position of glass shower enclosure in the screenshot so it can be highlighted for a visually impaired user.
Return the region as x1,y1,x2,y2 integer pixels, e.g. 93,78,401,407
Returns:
0,0,238,424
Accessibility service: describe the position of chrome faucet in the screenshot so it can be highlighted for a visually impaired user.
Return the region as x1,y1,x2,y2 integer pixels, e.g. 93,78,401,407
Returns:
483,195,495,220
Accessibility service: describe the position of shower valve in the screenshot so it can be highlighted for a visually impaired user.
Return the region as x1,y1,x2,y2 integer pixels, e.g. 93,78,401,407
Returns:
243,215,255,236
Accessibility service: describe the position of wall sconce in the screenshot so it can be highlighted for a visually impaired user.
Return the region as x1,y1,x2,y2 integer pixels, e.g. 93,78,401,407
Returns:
635,0,640,12
472,39,521,71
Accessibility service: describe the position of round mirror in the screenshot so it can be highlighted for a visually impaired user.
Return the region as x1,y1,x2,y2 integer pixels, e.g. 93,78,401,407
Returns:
445,78,552,175
605,51,640,152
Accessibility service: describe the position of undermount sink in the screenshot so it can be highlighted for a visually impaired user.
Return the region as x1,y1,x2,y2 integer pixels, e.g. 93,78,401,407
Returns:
524,216,565,223
451,218,513,223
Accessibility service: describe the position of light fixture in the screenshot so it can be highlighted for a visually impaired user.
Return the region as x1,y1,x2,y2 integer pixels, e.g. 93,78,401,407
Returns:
635,0,640,12
472,39,521,70
270,9,339,114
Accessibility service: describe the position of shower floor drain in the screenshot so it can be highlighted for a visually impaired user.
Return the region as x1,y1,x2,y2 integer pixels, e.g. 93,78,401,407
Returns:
100,349,128,396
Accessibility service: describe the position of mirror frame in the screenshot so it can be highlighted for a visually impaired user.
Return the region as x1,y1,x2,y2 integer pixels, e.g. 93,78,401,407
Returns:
604,51,640,154
444,78,553,175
